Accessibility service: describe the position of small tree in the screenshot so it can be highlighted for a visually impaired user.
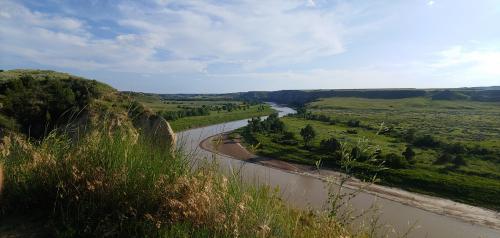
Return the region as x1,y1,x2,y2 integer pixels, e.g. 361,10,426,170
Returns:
384,153,409,169
434,153,453,165
320,137,341,152
402,146,416,164
300,124,316,148
452,155,467,168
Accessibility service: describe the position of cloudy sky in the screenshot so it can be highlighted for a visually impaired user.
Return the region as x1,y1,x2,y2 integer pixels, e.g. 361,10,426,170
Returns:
1,0,499,93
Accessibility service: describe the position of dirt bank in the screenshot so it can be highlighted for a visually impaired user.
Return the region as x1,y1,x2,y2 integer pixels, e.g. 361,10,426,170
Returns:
200,133,500,230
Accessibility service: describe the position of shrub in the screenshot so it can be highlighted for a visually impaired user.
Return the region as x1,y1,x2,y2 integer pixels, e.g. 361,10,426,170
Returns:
1,74,100,138
443,142,467,154
347,119,360,127
452,155,467,168
384,153,409,169
434,153,453,165
402,146,416,164
281,131,296,140
300,124,316,147
413,134,440,148
320,137,341,153
346,129,358,134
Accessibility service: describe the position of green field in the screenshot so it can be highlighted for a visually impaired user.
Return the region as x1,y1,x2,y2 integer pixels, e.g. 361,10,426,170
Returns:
241,97,500,210
308,97,500,149
130,93,275,131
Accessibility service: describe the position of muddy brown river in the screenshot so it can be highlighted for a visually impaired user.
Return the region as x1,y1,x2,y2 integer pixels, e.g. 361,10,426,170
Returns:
177,103,500,238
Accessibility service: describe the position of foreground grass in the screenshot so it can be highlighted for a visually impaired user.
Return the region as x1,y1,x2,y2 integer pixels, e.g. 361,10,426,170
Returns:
0,126,362,237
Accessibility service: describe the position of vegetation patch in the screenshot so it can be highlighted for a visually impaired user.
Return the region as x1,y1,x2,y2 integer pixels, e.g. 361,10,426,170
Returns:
240,97,500,211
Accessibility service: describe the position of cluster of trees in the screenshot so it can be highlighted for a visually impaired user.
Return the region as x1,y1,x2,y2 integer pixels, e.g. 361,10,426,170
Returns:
159,106,211,120
159,103,254,121
246,113,285,134
0,74,101,138
294,107,336,124
399,128,493,167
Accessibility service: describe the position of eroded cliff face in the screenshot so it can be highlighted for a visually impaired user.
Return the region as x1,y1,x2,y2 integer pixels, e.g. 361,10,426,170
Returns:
133,112,177,152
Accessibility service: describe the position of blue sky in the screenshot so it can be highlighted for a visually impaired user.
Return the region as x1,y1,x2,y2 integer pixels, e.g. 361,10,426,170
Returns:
1,0,499,93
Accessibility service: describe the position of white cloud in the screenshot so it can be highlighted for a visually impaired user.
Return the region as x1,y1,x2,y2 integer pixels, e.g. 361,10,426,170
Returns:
427,1,435,6
431,46,500,78
0,0,356,74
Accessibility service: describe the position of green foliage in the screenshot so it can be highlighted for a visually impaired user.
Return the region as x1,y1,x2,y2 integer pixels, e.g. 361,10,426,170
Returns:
320,137,341,153
384,153,409,169
347,119,360,127
0,73,103,138
242,100,500,210
128,92,275,131
402,146,416,165
300,124,316,147
412,134,440,148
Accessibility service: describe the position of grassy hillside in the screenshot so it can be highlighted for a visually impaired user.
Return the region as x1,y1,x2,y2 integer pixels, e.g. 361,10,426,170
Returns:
239,97,500,210
0,69,125,138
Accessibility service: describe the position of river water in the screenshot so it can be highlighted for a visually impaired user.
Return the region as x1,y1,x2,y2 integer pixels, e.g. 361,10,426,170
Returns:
177,103,500,238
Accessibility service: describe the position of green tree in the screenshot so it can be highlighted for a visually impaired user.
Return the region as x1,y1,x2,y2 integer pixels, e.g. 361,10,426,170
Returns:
402,146,416,164
300,124,316,148
452,155,467,168
384,153,409,169
320,137,341,152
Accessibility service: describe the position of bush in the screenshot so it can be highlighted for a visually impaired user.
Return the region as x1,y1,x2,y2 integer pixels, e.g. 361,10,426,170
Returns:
347,119,360,127
346,129,358,134
452,155,467,168
413,134,440,148
1,74,100,138
402,146,416,164
320,137,341,153
279,139,299,146
300,124,316,147
443,142,467,154
434,153,453,165
281,131,296,140
384,153,409,169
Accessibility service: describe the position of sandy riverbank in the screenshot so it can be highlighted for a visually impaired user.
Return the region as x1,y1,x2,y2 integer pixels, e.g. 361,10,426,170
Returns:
200,133,500,230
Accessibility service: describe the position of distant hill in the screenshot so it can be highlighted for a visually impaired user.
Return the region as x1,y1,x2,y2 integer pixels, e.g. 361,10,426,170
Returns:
229,88,500,105
431,90,470,100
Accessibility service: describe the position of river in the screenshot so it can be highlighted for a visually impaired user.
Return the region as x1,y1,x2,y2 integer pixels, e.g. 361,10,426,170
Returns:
177,103,500,238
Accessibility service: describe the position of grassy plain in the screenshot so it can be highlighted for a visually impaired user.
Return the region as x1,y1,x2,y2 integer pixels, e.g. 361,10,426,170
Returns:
244,97,500,210
131,93,275,131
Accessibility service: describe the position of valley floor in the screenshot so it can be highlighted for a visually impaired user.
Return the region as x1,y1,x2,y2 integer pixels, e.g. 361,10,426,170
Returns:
200,133,500,230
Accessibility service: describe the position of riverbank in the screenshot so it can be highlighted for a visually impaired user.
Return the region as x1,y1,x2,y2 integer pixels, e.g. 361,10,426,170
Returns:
200,132,500,230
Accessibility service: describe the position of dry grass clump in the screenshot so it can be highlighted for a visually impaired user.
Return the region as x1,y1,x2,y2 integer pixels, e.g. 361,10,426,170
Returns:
0,125,360,237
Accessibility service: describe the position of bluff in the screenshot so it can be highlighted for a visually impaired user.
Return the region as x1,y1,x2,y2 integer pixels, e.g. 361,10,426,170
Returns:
0,69,176,148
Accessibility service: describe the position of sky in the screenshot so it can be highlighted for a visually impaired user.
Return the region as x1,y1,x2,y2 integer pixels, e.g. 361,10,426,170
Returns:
1,0,500,93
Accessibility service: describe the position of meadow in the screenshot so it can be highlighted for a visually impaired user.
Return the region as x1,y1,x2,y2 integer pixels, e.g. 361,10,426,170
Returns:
242,97,500,210
130,93,275,131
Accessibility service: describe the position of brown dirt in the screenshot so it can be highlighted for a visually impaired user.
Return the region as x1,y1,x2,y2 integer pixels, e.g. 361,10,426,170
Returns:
201,133,305,172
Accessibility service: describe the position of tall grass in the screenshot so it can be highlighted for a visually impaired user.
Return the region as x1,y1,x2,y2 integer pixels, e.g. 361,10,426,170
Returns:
0,124,359,237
